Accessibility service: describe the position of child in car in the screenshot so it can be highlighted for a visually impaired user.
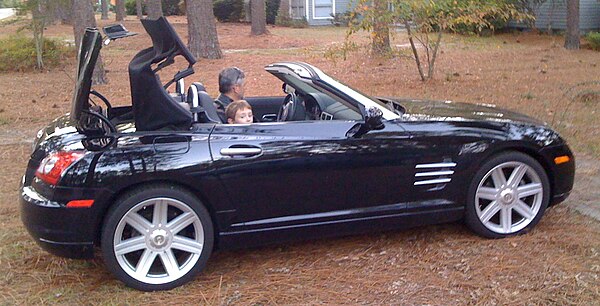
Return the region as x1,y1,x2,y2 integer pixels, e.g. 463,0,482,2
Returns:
225,100,254,124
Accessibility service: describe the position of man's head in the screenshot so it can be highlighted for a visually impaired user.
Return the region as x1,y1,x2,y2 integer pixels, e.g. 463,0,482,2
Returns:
218,67,245,100
225,100,253,124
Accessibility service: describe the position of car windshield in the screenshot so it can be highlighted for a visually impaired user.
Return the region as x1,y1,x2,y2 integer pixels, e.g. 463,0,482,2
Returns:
273,72,363,116
314,69,402,117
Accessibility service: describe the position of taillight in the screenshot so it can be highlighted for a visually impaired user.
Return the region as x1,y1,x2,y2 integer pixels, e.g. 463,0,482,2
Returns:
35,151,85,185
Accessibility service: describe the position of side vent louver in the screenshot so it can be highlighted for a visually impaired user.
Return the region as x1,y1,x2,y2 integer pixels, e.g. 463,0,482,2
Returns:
414,162,456,186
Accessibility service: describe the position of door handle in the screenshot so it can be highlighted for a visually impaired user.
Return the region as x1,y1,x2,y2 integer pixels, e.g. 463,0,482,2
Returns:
220,146,262,157
261,114,277,122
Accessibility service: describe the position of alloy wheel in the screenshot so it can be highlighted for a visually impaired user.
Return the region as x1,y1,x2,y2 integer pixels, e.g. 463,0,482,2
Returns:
475,161,544,234
113,197,204,285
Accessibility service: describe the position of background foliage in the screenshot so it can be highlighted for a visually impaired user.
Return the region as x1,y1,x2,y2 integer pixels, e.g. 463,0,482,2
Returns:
346,0,533,80
266,0,279,24
125,0,183,16
213,0,243,22
0,35,73,72
0,0,18,8
586,32,600,50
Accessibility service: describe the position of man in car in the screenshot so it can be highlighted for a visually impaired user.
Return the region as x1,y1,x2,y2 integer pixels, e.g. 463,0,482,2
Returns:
215,67,246,121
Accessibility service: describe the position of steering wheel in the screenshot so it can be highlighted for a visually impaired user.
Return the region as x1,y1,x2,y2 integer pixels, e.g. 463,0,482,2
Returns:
277,92,301,122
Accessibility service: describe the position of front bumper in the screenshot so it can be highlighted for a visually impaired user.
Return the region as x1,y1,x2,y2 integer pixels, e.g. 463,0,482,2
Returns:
540,144,575,206
20,183,109,259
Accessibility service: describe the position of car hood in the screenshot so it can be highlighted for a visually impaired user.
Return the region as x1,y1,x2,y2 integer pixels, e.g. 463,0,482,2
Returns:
391,98,545,125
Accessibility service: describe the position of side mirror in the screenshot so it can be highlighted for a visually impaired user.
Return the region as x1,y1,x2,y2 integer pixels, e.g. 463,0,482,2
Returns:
346,107,385,138
364,106,385,130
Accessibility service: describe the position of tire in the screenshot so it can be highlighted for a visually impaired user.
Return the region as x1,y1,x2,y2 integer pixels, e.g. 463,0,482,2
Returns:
101,184,214,291
465,151,550,238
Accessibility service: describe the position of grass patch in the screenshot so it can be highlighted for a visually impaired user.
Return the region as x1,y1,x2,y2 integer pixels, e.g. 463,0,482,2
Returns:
0,35,74,72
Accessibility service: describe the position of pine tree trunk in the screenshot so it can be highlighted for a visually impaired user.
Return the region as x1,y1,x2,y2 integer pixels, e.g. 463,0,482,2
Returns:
147,0,163,19
136,0,144,19
73,0,107,85
57,0,72,25
372,0,390,55
31,1,46,70
45,0,57,25
186,0,223,59
243,0,251,22
564,0,580,50
251,0,267,35
116,0,126,21
101,0,109,20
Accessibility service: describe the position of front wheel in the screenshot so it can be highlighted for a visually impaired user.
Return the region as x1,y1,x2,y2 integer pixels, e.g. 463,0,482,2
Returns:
101,185,213,291
465,152,550,238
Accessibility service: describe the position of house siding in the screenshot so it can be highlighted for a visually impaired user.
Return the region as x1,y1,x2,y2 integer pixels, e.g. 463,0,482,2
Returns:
511,0,600,31
580,0,600,30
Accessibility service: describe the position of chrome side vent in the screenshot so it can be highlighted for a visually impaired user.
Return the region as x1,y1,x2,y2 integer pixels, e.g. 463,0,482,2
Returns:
414,162,456,186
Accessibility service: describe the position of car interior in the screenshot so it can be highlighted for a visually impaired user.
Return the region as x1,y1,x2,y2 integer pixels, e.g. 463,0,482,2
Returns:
84,17,364,136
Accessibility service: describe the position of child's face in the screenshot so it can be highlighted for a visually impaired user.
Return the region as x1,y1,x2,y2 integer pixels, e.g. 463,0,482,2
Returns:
229,107,253,124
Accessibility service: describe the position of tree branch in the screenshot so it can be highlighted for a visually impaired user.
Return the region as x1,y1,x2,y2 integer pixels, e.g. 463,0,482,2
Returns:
404,20,426,82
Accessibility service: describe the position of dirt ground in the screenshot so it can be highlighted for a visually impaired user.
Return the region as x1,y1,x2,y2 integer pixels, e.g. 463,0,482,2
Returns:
0,16,599,304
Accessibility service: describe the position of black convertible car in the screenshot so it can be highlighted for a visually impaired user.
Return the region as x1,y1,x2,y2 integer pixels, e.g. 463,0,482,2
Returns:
20,18,575,291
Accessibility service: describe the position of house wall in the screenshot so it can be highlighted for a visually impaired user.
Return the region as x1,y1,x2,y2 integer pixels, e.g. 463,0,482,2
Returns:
511,0,600,31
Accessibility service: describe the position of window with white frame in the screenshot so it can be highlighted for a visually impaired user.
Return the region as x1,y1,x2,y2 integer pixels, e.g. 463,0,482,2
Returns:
313,0,334,19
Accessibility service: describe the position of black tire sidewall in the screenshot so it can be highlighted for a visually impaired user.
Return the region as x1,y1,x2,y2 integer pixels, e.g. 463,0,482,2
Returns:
100,184,214,291
465,152,550,239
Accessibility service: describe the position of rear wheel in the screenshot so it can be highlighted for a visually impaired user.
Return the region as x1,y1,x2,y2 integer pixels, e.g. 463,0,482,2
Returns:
465,152,550,238
101,185,213,291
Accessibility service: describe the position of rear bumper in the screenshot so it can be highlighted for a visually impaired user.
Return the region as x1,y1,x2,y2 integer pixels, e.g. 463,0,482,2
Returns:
20,184,105,259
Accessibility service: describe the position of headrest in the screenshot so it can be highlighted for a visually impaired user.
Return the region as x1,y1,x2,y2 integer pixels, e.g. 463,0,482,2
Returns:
187,82,206,106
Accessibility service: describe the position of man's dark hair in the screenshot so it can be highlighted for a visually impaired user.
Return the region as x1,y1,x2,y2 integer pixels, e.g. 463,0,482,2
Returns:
218,67,245,94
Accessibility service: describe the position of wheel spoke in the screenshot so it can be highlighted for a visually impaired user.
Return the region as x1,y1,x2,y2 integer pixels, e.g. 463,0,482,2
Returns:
507,165,527,188
479,201,501,223
152,200,169,226
158,249,180,277
491,167,507,188
115,236,146,256
135,249,158,278
514,200,535,220
501,207,512,233
477,187,498,201
124,212,152,235
172,236,203,254
167,212,196,234
518,183,543,198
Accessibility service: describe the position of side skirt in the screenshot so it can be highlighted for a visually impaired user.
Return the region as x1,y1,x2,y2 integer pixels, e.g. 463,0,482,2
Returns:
216,207,464,250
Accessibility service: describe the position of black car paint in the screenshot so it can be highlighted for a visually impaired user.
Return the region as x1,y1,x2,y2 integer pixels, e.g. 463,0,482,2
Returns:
20,98,575,258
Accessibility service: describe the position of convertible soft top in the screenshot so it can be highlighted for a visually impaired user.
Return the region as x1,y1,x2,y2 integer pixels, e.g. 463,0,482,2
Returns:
129,17,196,131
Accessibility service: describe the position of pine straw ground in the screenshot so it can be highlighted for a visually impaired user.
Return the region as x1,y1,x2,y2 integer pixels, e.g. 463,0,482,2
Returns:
0,16,599,304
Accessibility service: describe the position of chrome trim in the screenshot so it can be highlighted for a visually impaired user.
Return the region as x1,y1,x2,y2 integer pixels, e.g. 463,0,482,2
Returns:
414,178,452,186
415,163,457,169
415,170,455,177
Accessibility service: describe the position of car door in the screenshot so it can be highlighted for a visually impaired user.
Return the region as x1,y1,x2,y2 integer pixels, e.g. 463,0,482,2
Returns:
208,120,419,232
